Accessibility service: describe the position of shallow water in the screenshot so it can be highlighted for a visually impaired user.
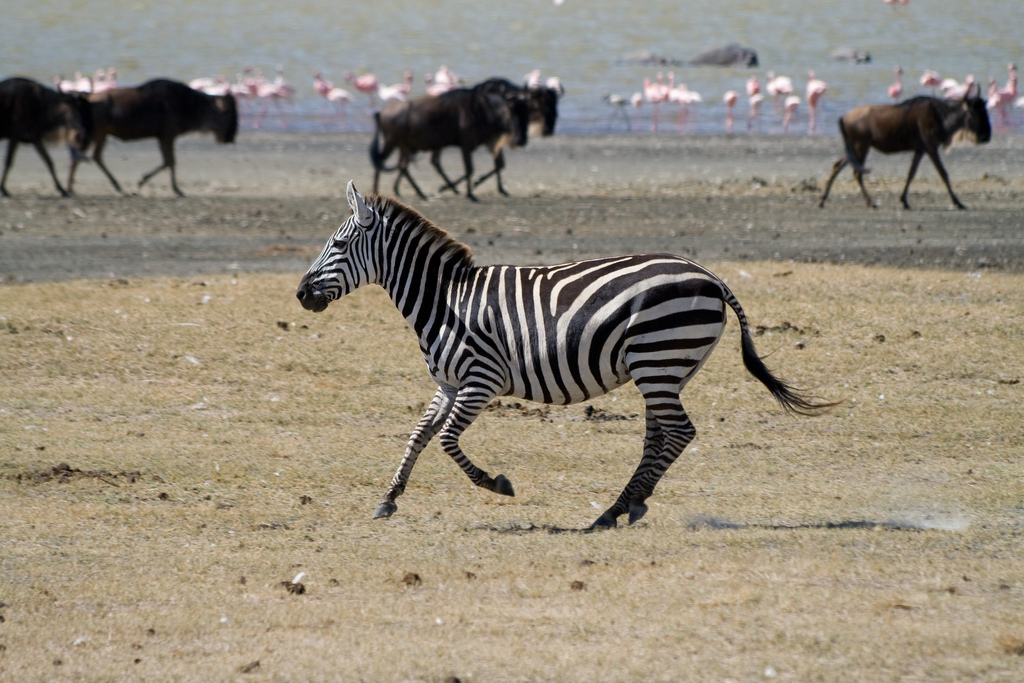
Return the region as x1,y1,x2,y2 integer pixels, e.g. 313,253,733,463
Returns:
6,0,1022,136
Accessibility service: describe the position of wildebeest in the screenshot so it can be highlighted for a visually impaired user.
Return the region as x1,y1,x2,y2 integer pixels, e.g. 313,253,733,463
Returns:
688,43,759,67
0,77,92,197
66,79,238,197
370,83,530,201
819,87,991,210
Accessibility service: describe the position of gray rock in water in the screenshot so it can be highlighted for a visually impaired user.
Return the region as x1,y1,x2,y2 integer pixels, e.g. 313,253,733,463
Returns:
617,50,683,67
688,43,759,67
830,48,872,63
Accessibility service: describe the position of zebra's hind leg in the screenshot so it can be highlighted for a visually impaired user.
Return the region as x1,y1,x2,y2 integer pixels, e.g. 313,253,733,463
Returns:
438,383,515,498
374,386,456,519
591,401,695,530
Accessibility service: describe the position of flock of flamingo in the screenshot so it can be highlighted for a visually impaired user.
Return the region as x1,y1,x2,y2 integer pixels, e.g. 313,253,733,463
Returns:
53,60,1021,135
606,61,1020,135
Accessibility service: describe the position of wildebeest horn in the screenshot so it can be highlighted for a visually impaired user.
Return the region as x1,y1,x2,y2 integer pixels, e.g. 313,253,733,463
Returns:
346,180,373,227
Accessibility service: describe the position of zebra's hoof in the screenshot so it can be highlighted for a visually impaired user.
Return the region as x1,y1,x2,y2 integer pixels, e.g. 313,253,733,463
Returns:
492,474,515,497
628,502,649,525
589,512,618,530
373,501,397,519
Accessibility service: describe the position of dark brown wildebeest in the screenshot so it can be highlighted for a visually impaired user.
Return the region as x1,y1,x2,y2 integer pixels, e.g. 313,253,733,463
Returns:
819,87,991,210
0,77,92,197
369,83,530,201
66,79,237,197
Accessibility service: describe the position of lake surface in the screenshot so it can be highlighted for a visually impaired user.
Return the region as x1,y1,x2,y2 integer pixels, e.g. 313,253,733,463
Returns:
6,0,1022,136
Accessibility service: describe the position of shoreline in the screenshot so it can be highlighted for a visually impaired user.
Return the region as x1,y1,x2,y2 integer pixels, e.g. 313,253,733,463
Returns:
2,131,1023,283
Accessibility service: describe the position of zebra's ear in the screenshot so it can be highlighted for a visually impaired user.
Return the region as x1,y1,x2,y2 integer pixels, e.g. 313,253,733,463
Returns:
346,180,373,228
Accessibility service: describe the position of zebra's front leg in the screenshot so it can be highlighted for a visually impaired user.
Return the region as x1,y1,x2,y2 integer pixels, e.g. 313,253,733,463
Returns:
374,386,456,519
592,405,694,529
438,383,515,498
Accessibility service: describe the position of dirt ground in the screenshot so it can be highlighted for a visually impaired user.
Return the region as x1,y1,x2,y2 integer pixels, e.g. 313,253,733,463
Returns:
2,131,1024,681
1,131,1022,284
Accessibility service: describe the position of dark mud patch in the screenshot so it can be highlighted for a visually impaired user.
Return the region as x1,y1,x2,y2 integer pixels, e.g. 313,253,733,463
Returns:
5,462,145,486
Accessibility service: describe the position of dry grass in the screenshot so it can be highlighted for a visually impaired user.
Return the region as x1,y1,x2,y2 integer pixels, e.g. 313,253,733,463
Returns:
1,263,1023,682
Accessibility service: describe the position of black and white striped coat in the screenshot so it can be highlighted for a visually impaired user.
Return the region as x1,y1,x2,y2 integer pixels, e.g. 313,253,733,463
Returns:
297,182,833,528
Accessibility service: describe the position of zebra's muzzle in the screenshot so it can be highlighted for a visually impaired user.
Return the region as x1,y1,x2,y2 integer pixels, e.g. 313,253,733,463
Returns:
295,286,330,313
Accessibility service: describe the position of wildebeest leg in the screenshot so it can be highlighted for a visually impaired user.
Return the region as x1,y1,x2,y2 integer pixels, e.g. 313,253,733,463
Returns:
0,139,18,197
460,146,477,201
818,157,847,208
139,136,183,196
30,141,71,197
897,150,925,210
396,149,427,199
437,383,513,495
472,150,509,196
923,147,966,210
89,134,124,194
592,396,695,530
374,386,456,519
432,150,463,195
853,167,875,208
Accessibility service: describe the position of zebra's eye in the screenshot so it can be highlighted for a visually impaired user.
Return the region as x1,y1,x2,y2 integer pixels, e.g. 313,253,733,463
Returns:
332,238,349,253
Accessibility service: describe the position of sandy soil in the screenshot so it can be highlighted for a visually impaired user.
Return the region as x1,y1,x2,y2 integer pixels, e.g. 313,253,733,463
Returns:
1,131,1022,284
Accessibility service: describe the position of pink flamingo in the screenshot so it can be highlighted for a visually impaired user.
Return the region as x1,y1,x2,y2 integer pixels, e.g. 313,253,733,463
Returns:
313,72,352,122
723,90,738,132
424,75,452,97
667,76,701,129
190,76,230,96
643,73,670,131
746,76,760,97
313,71,333,97
990,63,1018,126
524,69,543,89
782,95,800,133
805,70,828,134
942,74,976,101
435,65,461,88
630,92,644,109
765,72,793,112
747,93,765,131
920,70,942,95
55,71,92,93
425,65,460,96
888,66,903,101
92,67,118,94
345,71,379,106
377,71,413,103
254,67,295,128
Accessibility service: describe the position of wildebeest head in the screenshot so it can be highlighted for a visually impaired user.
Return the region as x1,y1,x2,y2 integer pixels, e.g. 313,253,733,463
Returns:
529,87,560,136
209,93,238,144
59,93,94,160
960,84,991,145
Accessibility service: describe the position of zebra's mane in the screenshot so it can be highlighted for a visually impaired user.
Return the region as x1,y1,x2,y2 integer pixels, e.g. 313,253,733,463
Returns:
367,193,475,268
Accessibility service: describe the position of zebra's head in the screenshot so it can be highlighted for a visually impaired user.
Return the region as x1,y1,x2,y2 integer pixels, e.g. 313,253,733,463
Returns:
296,181,378,313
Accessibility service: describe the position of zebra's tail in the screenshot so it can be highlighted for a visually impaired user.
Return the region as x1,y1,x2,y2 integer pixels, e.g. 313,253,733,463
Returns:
723,286,841,416
369,112,397,173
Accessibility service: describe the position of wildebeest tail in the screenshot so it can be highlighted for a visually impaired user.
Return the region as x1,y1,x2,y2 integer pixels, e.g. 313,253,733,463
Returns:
368,112,396,172
839,118,869,175
722,284,840,416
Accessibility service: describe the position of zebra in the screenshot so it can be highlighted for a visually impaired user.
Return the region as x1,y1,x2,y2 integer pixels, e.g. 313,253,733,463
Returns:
296,182,836,529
